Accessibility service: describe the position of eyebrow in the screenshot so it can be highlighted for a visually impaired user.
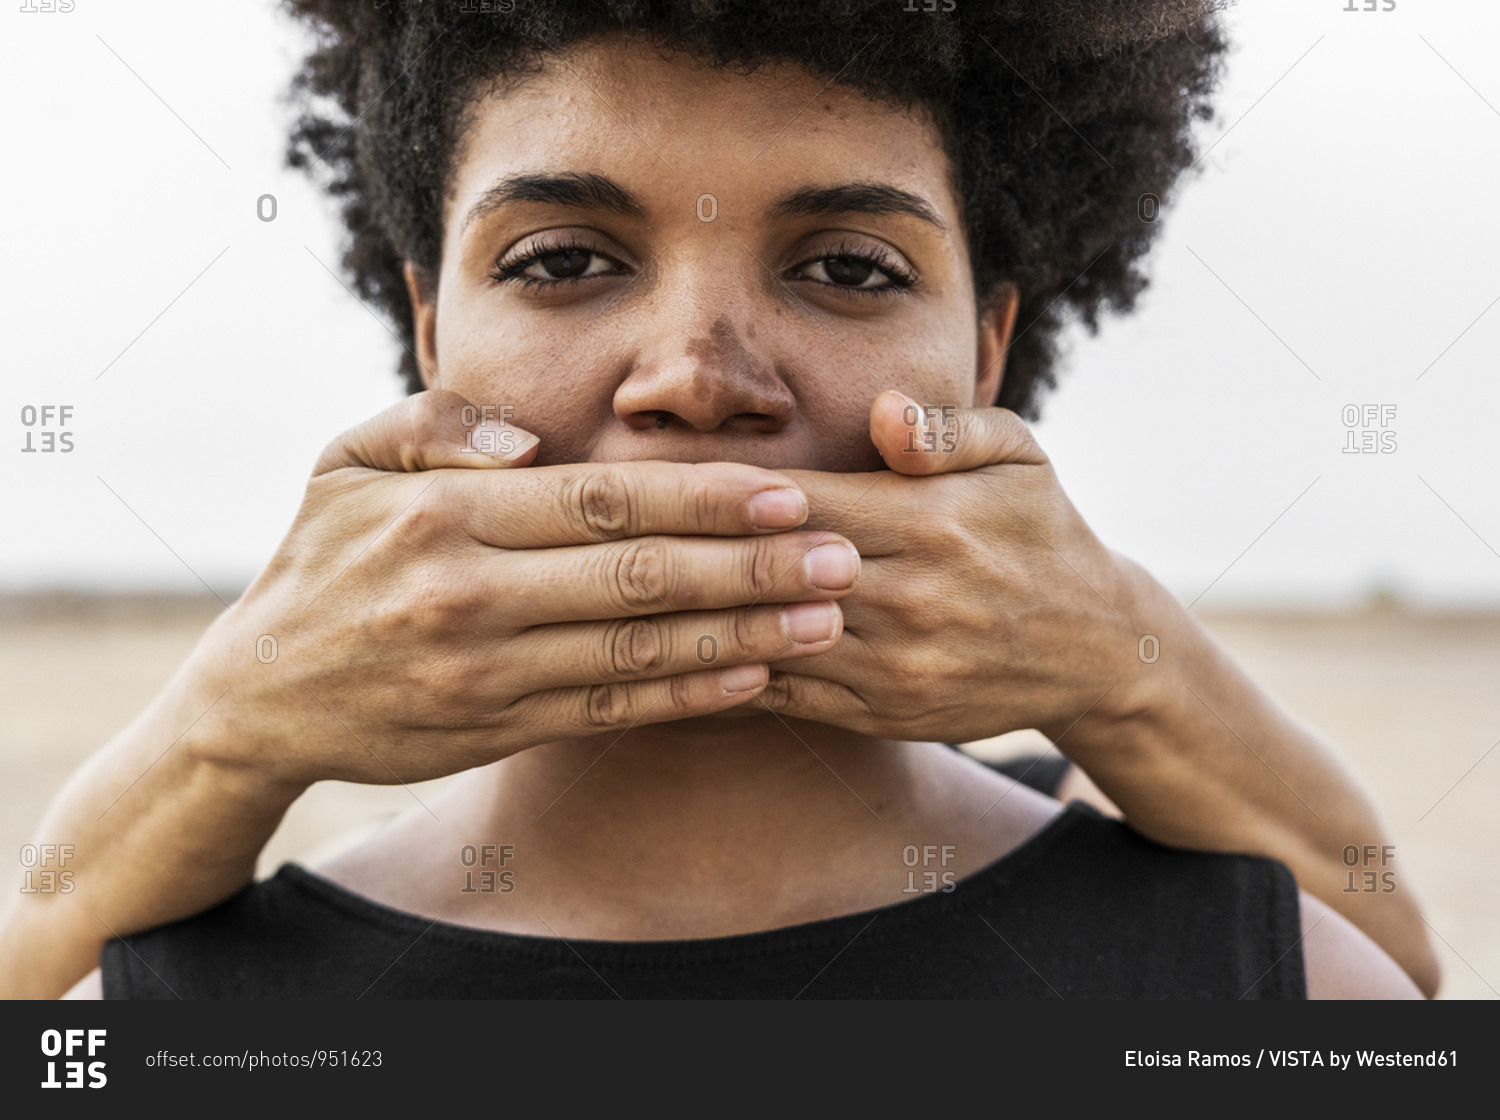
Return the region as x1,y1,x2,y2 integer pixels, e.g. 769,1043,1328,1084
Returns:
460,172,947,233
766,183,947,233
462,172,646,230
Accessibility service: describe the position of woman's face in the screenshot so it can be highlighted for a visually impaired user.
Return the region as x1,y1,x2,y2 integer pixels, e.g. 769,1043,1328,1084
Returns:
412,34,1011,472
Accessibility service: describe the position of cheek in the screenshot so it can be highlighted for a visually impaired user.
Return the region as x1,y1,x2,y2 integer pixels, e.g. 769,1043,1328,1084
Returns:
899,308,981,408
433,300,618,463
796,395,886,472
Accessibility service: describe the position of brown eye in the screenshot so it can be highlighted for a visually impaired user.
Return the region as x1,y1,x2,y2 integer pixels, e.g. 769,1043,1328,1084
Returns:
492,238,628,290
822,256,877,287
534,248,593,280
791,242,916,295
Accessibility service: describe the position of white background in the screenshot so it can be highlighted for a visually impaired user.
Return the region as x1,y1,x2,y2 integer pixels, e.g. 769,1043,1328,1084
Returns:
3,0,1497,608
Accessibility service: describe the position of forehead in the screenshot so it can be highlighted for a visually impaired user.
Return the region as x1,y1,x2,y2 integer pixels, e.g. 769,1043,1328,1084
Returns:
443,34,959,228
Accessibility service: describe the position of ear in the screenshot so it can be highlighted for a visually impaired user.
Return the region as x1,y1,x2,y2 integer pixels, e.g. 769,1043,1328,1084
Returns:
404,261,440,390
974,282,1020,409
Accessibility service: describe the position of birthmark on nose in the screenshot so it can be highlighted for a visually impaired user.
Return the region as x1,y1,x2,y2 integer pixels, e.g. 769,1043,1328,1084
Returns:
685,315,766,406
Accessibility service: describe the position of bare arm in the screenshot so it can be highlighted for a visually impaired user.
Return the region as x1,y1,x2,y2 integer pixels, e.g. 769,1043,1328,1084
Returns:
1056,563,1439,998
0,391,853,998
765,396,1440,996
0,659,305,999
1300,891,1422,999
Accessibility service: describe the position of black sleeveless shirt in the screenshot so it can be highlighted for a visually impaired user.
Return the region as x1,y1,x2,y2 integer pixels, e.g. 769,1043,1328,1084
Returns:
100,794,1307,999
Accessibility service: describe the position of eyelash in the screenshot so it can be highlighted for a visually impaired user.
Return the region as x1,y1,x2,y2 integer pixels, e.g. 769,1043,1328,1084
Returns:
489,235,615,291
797,238,918,298
489,235,918,297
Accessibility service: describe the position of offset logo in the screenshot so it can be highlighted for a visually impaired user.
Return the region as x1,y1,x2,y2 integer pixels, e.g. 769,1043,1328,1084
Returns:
40,1029,106,1089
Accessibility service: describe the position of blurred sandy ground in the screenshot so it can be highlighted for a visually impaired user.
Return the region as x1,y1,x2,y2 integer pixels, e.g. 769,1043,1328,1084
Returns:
2,591,1495,999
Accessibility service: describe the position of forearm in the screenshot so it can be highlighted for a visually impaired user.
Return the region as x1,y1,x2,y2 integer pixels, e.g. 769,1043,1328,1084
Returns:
1059,566,1441,996
0,658,304,999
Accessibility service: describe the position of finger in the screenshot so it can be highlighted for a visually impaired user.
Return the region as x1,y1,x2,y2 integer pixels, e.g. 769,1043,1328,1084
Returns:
508,601,844,691
510,662,776,739
773,398,1050,550
771,468,910,556
747,669,873,730
868,390,1047,475
501,531,860,624
459,460,810,548
314,389,540,475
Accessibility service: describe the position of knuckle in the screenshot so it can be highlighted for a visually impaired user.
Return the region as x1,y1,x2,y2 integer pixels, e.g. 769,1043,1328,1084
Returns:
368,584,437,644
567,465,635,539
582,682,628,729
602,617,667,677
687,471,721,533
428,661,485,720
312,432,353,477
993,406,1024,431
757,671,794,711
302,466,356,511
743,536,786,598
724,608,764,658
384,493,448,551
608,538,669,613
368,600,416,645
995,408,1046,463
659,677,703,718
428,578,484,635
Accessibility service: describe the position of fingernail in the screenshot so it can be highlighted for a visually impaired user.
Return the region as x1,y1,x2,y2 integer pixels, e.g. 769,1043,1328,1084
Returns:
805,542,859,590
470,423,538,462
781,602,839,643
719,664,766,693
749,488,807,529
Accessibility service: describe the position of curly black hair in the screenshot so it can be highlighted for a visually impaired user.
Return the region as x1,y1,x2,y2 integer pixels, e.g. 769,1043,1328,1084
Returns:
286,0,1230,419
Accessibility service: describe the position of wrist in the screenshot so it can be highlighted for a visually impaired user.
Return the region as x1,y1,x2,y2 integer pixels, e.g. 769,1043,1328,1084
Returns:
1048,554,1204,765
151,610,311,808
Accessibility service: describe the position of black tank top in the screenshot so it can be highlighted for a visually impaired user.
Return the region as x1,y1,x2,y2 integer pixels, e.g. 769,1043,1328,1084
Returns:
100,795,1306,999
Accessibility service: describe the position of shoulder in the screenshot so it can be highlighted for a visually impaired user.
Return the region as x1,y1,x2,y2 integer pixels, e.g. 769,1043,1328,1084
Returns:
97,867,395,999
983,807,1311,998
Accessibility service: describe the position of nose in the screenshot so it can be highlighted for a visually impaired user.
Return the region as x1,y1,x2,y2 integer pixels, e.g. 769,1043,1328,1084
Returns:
613,313,796,434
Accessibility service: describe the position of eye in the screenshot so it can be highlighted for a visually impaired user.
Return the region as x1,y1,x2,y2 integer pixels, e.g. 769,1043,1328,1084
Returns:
491,236,628,290
790,239,917,296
